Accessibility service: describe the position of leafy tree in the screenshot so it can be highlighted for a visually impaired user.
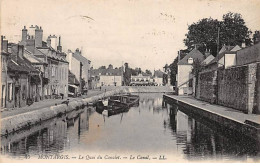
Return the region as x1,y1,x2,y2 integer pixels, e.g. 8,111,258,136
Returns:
145,69,152,75
108,64,113,69
221,12,252,46
184,18,220,56
163,64,169,72
253,30,260,44
138,68,142,74
130,68,137,76
99,66,106,69
184,12,252,56
123,63,131,86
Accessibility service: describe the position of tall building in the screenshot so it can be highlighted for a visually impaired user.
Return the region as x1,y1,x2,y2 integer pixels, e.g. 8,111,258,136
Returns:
20,25,69,98
66,48,91,93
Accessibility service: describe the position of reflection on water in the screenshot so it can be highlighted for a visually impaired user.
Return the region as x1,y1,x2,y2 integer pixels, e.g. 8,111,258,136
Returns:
1,93,260,161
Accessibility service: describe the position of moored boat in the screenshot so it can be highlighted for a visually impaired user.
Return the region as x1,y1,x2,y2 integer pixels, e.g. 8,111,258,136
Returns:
95,94,139,116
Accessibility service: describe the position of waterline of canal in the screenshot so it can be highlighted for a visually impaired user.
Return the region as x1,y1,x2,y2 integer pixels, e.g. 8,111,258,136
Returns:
1,93,259,162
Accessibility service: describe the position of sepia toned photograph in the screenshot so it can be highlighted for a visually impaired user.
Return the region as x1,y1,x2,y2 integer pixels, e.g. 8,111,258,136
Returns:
0,0,260,163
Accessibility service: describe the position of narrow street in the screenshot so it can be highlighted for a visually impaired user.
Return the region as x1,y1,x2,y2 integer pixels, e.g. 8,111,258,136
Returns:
1,89,105,119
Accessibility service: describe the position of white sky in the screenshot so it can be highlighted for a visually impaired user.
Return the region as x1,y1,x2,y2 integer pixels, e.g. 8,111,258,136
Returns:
1,0,260,71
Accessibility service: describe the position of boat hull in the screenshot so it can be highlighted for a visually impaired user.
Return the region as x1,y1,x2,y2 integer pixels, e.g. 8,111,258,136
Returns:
95,94,139,116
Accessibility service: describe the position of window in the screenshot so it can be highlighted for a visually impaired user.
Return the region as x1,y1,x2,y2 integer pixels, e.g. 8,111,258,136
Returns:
2,57,6,71
22,85,26,100
52,66,55,77
56,67,58,79
8,83,13,101
188,57,193,64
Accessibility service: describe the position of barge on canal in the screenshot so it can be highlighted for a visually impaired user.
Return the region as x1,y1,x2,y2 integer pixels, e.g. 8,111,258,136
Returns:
96,94,139,116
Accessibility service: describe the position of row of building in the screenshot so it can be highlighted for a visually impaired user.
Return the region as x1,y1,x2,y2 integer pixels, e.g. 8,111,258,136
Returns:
1,25,170,109
176,38,260,114
1,25,91,109
89,64,168,88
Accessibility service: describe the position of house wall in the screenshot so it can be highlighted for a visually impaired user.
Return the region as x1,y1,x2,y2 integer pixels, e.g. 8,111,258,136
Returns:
82,64,90,88
19,74,28,107
255,64,260,114
5,76,15,108
154,77,163,86
225,53,236,68
69,57,80,83
5,74,28,108
99,75,122,86
1,55,8,108
58,62,69,97
218,56,224,67
1,73,13,108
177,65,192,95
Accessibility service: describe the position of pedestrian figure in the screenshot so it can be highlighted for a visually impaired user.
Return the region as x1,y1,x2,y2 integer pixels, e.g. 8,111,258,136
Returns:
61,99,70,106
60,93,64,99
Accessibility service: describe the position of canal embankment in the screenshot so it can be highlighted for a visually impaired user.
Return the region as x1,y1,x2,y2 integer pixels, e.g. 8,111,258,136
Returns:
163,94,260,141
1,86,173,136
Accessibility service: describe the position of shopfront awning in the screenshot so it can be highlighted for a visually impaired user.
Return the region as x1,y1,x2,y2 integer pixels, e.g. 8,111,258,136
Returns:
68,84,79,89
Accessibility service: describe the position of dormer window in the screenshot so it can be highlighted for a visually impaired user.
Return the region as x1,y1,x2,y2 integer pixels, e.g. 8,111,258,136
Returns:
188,57,193,64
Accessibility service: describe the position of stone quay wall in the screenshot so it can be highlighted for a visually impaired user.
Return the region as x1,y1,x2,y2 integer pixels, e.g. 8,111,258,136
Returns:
197,70,217,103
197,63,259,114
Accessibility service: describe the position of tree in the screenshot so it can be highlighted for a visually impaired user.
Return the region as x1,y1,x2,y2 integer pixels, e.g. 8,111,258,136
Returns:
145,69,152,75
138,68,142,74
253,30,260,44
221,12,252,46
184,18,220,55
123,63,131,86
130,68,137,76
184,12,252,56
108,64,113,69
99,66,106,69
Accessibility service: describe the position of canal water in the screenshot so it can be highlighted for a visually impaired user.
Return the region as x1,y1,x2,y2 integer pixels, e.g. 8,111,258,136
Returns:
1,93,260,162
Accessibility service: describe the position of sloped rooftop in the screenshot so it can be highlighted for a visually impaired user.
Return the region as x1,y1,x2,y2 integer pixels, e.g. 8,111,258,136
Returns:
178,49,205,65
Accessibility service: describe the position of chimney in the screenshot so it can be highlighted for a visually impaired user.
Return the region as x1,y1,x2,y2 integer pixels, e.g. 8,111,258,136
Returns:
178,51,180,62
18,45,24,59
205,49,210,57
22,26,28,41
241,42,246,48
57,36,62,52
2,37,8,52
194,44,198,50
35,25,43,47
47,36,51,47
49,35,57,50
1,36,4,51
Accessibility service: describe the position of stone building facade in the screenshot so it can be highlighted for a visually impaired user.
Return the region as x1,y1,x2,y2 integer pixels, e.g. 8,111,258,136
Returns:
20,25,69,99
